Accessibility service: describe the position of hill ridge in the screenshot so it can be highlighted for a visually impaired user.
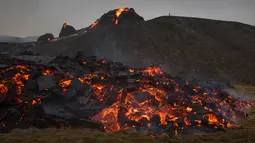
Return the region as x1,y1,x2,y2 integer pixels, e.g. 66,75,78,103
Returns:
32,15,255,85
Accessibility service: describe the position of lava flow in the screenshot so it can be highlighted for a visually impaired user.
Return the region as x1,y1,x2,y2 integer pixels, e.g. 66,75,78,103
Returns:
90,19,99,28
0,56,254,137
89,8,130,28
114,8,129,24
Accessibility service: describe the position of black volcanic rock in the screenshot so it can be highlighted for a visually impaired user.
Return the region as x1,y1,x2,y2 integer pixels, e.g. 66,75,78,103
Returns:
37,33,54,43
0,55,252,135
0,42,36,55
59,23,76,38
97,8,144,26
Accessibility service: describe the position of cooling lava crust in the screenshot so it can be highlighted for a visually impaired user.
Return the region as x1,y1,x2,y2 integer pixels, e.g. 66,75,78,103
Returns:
0,55,253,137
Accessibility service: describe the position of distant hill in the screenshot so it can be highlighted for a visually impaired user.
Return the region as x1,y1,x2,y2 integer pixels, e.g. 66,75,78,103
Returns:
0,35,38,43
30,10,255,85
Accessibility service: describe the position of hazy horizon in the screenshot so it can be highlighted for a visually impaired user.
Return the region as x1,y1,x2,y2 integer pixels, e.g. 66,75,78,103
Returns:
1,0,255,37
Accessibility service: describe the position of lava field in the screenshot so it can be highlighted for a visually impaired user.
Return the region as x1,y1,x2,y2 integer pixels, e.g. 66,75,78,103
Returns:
0,55,253,137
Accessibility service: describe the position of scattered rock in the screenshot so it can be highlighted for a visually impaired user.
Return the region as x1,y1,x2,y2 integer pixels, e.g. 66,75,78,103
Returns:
0,64,8,68
0,52,12,59
134,91,152,102
36,76,57,90
13,55,55,64
70,78,83,89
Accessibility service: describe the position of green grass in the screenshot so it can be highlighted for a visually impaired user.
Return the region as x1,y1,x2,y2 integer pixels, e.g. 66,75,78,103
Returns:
234,85,255,95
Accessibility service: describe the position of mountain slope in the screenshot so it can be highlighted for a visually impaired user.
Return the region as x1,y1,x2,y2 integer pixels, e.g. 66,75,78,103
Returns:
33,16,255,84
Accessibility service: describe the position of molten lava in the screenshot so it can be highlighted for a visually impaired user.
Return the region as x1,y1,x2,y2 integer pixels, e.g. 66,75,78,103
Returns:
59,79,72,88
0,57,254,137
141,66,164,77
92,102,121,132
0,84,8,94
90,19,99,28
114,8,129,24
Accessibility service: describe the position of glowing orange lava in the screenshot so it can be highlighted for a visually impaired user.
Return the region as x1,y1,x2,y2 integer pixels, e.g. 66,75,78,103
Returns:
0,84,8,95
91,19,99,28
91,102,121,132
0,60,253,137
141,66,164,76
59,79,72,88
114,8,129,24
42,69,54,76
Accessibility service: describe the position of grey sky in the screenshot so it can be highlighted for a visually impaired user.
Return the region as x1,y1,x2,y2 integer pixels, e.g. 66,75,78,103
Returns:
0,0,254,37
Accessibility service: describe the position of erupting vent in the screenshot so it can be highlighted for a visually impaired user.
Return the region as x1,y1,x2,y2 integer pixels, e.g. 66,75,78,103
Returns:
0,56,253,137
89,7,143,29
114,8,130,24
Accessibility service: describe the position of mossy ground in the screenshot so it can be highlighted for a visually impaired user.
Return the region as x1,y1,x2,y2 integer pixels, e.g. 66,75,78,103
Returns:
1,85,254,143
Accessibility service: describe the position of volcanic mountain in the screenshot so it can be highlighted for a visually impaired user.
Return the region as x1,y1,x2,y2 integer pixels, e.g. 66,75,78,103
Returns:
33,8,255,85
0,8,254,137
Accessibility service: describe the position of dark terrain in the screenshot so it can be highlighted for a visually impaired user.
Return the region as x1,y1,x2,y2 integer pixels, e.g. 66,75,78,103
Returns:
0,42,35,55
1,106,255,143
1,8,255,143
33,16,255,85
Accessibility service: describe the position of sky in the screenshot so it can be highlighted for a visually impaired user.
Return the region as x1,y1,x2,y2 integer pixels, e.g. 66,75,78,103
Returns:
0,0,254,37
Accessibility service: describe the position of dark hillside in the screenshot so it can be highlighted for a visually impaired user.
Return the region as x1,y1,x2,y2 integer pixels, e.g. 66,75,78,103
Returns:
33,15,255,84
